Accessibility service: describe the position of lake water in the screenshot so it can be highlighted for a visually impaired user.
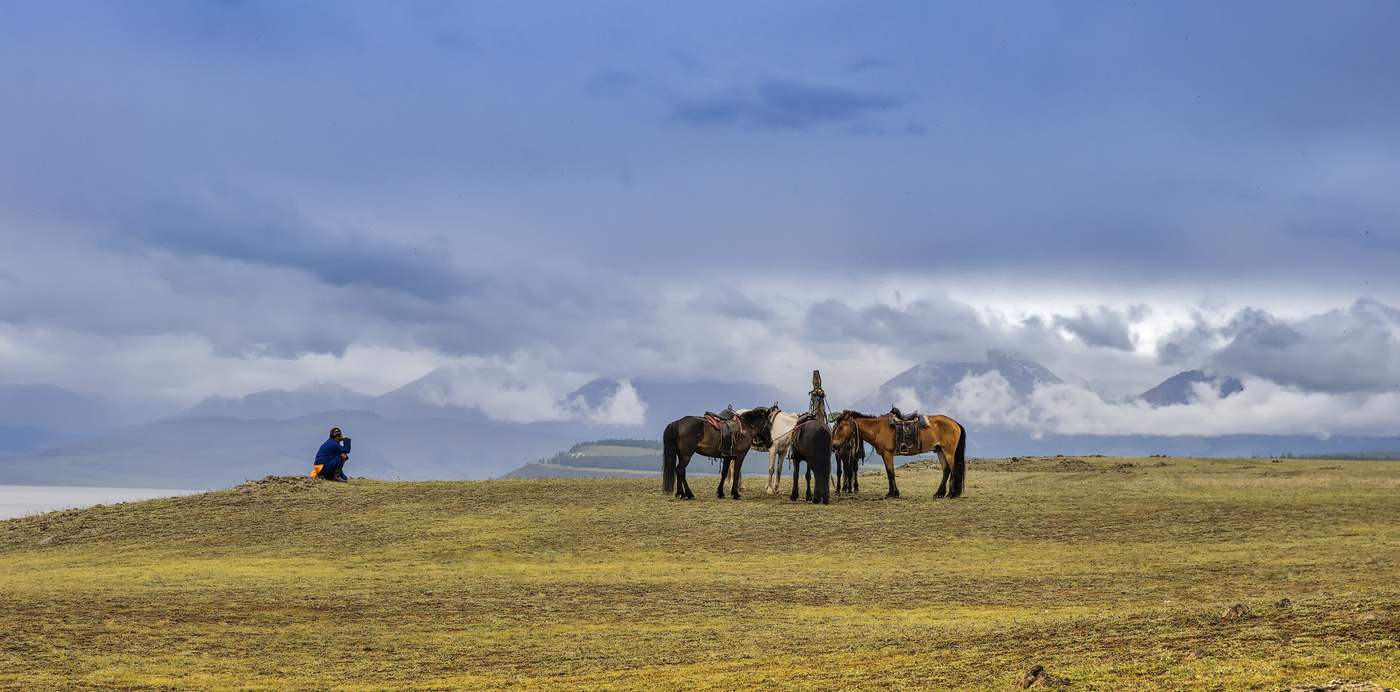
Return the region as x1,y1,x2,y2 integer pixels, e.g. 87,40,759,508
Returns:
0,485,205,520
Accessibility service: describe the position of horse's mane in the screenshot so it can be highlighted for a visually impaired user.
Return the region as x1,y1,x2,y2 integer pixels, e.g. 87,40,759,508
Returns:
836,410,881,420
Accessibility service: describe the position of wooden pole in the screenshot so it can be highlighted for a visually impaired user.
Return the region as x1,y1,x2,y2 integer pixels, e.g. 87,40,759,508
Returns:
809,370,827,421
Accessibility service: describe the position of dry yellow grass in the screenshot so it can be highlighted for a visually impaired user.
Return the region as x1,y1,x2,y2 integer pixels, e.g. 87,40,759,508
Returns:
2,456,1398,690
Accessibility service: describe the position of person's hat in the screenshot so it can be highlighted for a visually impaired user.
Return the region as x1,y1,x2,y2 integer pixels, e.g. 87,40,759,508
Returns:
330,427,342,437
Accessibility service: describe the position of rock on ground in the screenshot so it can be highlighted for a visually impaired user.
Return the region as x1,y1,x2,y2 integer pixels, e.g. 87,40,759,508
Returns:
1018,665,1070,688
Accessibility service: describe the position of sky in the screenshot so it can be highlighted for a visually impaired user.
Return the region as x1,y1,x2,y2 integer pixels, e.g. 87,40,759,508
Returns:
2,1,1399,435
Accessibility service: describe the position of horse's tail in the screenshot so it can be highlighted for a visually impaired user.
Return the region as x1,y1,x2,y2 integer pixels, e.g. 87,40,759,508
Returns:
662,420,679,494
950,420,967,497
816,427,834,494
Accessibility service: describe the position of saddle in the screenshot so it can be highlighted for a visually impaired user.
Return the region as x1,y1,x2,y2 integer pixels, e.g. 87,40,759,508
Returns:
887,407,928,455
708,406,736,421
703,408,745,456
787,412,822,441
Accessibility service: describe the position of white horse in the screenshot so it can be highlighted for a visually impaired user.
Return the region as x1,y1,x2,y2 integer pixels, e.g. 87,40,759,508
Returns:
755,408,801,496
717,406,795,494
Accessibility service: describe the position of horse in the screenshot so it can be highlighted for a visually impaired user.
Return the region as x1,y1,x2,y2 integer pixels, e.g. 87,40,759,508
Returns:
832,435,864,494
662,406,774,500
830,410,966,499
786,415,832,504
752,407,800,496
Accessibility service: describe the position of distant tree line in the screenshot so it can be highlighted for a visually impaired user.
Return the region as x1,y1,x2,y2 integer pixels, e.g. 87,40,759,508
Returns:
534,438,666,471
566,439,663,452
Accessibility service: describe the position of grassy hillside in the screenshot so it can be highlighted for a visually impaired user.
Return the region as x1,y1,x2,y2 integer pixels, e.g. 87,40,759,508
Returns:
2,457,1399,690
521,440,669,477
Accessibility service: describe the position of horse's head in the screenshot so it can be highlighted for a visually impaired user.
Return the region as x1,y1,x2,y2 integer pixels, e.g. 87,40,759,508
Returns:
830,410,859,445
739,406,776,447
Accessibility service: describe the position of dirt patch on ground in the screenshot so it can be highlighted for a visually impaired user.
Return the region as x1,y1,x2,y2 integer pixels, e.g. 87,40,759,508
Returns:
231,475,324,495
892,457,944,472
969,457,1099,473
1279,681,1400,692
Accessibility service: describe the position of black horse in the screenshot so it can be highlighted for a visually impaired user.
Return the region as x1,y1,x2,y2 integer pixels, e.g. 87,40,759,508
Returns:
787,415,832,505
662,407,774,500
833,436,863,494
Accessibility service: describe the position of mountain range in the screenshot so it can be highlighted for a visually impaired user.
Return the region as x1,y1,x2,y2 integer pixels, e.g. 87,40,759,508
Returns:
3,357,1395,488
0,369,798,488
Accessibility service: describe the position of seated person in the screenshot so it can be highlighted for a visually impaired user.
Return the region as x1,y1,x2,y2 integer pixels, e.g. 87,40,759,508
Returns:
312,427,352,482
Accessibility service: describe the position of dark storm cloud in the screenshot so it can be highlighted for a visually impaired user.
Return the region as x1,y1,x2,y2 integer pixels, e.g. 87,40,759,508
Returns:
1155,314,1219,367
109,194,474,302
673,80,903,129
802,298,985,348
689,292,773,321
1052,307,1139,351
1213,300,1400,394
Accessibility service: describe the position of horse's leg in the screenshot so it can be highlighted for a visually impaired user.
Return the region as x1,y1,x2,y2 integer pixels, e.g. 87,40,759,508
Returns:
770,438,790,496
804,466,813,502
717,458,729,498
730,455,743,499
767,445,778,495
934,446,951,498
789,457,801,501
880,449,900,499
765,447,781,495
677,452,695,500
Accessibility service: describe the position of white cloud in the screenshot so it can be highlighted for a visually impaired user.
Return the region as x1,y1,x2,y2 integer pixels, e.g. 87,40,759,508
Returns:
941,376,1400,438
888,386,924,415
584,380,647,426
4,256,1400,438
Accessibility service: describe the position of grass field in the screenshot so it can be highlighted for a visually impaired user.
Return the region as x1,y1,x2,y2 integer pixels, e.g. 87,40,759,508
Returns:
2,456,1398,690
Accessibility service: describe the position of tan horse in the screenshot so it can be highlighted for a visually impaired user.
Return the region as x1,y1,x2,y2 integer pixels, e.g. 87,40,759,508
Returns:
830,410,966,499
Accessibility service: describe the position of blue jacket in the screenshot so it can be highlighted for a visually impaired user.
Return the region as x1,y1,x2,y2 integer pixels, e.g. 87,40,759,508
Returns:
315,437,351,466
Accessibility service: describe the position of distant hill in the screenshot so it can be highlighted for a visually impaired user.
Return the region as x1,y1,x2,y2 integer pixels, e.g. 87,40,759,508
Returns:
0,383,171,454
851,350,1062,413
1137,370,1244,406
0,410,571,489
183,382,374,419
501,440,671,479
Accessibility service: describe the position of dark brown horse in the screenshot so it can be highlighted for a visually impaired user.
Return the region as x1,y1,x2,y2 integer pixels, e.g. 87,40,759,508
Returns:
787,415,832,504
832,436,864,495
662,407,774,500
830,410,966,499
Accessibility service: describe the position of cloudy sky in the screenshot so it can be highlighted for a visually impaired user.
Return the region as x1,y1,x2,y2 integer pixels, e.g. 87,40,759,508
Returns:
2,2,1399,434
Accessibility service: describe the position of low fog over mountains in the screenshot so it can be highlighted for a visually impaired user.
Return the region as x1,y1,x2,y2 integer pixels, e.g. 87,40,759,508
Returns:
3,355,1396,488
851,350,1064,412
